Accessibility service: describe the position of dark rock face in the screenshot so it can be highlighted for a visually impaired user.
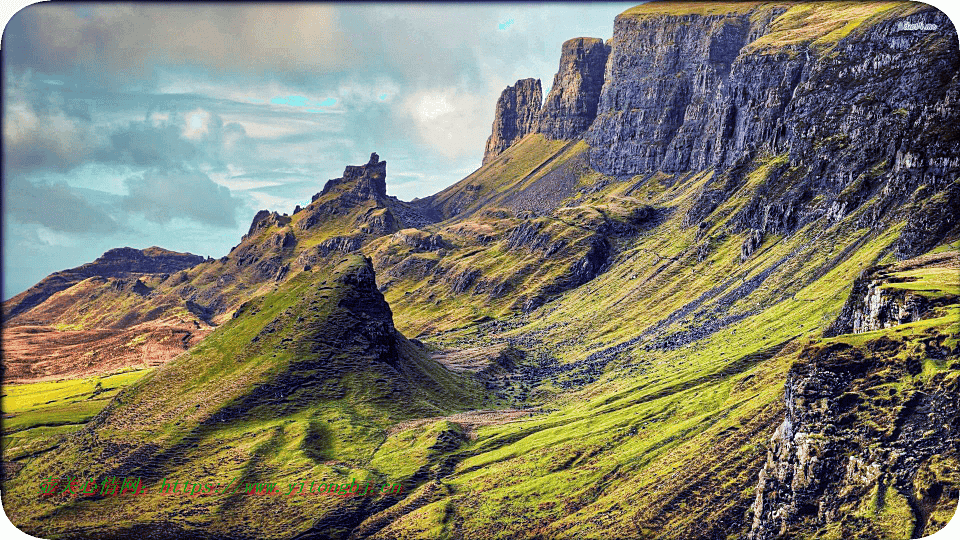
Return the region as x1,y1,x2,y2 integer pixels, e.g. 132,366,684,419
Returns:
112,278,151,297
893,180,960,260
483,78,543,164
320,152,388,200
740,228,763,262
749,339,960,540
825,253,959,337
586,10,762,174
3,247,205,320
480,38,609,162
538,37,610,140
586,6,960,253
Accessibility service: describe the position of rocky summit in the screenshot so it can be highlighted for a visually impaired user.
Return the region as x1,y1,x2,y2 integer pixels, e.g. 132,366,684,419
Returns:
3,2,959,540
482,78,543,164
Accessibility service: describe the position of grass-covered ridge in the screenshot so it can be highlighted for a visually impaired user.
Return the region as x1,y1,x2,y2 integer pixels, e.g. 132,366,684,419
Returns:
2,255,492,539
618,1,922,57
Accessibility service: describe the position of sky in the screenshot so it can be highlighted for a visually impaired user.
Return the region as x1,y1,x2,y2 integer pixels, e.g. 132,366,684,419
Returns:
1,2,638,299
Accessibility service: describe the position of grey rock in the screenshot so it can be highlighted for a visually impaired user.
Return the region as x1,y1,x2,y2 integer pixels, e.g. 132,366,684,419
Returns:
538,37,610,140
483,78,542,164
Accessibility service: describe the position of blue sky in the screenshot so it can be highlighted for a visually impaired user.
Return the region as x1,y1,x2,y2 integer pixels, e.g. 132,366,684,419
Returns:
1,2,636,299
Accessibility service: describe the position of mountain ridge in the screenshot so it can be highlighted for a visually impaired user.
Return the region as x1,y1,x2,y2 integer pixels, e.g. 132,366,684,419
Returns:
2,2,959,539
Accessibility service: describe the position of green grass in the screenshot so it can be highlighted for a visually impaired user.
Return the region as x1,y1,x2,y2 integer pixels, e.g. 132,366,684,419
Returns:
745,1,914,55
1,369,153,470
882,266,960,297
619,1,769,19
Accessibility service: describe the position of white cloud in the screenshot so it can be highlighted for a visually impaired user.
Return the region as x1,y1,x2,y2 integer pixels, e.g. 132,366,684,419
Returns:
402,87,491,159
2,74,106,172
183,109,214,140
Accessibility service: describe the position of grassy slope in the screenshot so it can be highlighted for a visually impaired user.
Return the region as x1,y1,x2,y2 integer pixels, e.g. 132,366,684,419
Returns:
3,256,490,539
370,135,627,335
424,134,579,221
362,149,958,538
1,370,152,474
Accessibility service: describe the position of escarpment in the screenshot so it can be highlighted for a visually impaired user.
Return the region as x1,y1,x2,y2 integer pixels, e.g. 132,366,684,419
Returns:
481,3,959,261
587,3,959,252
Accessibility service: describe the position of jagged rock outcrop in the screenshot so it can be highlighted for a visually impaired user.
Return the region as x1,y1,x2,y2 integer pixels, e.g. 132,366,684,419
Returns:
112,278,151,296
538,37,610,140
749,337,960,539
321,152,388,200
391,229,447,252
483,78,542,164
893,180,960,260
299,152,436,233
245,210,290,239
740,228,764,262
481,38,609,161
2,247,205,321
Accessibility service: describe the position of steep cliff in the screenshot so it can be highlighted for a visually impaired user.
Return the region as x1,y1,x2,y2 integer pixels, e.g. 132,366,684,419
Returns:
538,37,610,140
827,251,960,336
482,78,542,164
750,331,959,540
586,2,959,256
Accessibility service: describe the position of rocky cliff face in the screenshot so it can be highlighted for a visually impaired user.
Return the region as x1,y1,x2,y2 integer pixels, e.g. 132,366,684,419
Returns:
482,78,542,164
538,37,610,140
826,252,959,337
749,336,960,540
750,249,960,539
481,38,609,162
586,4,959,256
587,8,767,173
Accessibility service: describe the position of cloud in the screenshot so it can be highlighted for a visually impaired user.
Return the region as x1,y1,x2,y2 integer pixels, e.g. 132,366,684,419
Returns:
4,4,355,88
109,120,198,167
4,178,119,233
4,4,561,93
2,75,105,173
122,168,240,227
103,109,256,173
401,87,492,159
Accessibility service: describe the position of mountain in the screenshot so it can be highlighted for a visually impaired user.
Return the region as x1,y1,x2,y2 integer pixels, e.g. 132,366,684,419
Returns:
6,255,486,539
3,247,205,321
2,2,959,539
2,247,210,382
